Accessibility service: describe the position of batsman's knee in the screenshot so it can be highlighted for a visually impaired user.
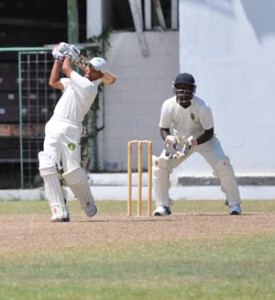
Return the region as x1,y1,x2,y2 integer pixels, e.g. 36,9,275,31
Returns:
38,151,58,177
62,167,96,211
62,167,87,187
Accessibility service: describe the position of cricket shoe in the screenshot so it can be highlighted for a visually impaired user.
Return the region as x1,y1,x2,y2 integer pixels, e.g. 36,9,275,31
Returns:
85,204,97,217
51,213,70,222
153,205,172,216
229,204,242,215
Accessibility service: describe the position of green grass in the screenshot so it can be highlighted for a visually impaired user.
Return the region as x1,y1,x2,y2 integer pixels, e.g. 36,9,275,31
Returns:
1,199,275,215
0,200,275,299
0,234,275,300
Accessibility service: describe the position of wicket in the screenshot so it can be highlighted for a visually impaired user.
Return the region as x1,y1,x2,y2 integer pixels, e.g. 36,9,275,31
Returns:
127,140,153,217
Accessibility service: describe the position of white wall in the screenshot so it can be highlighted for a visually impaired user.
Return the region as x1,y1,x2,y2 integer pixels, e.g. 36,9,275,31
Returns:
102,31,179,171
177,0,275,176
87,0,103,36
91,0,275,179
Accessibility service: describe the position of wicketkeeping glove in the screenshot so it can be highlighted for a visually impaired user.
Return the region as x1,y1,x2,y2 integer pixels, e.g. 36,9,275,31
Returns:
181,136,197,157
186,135,197,147
181,141,190,157
163,135,183,159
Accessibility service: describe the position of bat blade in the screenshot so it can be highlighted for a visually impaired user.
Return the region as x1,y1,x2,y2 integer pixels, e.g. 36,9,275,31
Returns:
74,55,89,71
101,71,118,85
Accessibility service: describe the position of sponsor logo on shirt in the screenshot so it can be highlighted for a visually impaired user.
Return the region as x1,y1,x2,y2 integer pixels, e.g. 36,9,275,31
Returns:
68,143,76,151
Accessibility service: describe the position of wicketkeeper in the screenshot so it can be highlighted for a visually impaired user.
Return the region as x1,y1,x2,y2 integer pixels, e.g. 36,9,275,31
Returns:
153,72,242,216
38,42,117,222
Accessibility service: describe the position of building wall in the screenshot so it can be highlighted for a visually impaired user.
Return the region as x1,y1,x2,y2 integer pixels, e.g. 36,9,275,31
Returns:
177,0,275,177
101,31,179,171
101,0,275,179
2,0,274,183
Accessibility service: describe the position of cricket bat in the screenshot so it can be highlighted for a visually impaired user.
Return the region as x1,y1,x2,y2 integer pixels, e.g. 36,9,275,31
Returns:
74,55,118,85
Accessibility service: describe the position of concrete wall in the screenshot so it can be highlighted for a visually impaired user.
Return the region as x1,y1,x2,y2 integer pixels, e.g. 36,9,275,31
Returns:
177,0,275,177
100,31,179,171
93,0,275,180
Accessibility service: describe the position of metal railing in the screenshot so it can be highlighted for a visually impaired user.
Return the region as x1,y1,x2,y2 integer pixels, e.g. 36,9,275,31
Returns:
0,44,102,188
0,47,56,187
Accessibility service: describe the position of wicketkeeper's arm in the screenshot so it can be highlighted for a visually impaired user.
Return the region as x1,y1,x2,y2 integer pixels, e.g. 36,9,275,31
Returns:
160,128,171,140
194,127,214,145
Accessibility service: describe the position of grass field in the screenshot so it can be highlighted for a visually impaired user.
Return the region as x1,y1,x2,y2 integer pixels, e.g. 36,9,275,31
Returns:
0,200,275,300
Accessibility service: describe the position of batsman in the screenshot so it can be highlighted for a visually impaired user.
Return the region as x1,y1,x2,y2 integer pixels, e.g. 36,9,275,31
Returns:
38,42,117,222
152,73,242,216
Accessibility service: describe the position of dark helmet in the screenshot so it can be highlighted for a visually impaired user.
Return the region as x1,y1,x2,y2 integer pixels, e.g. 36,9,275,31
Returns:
173,73,196,92
173,73,196,105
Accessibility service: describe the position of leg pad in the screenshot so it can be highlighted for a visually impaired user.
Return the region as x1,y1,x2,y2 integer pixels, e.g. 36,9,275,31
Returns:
63,168,95,210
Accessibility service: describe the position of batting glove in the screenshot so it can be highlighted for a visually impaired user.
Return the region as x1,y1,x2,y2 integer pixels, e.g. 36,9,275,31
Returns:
52,42,70,63
65,44,81,62
58,42,70,54
52,47,65,63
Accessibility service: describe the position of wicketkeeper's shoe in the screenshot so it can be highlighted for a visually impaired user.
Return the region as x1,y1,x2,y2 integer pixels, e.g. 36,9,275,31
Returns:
85,204,97,217
229,204,242,215
153,205,172,216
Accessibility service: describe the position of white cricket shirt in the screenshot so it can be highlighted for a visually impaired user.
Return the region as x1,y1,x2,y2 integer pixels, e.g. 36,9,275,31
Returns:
54,71,99,123
159,95,214,138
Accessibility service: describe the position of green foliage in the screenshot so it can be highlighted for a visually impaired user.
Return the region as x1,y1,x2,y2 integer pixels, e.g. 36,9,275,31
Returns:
86,29,112,58
81,29,112,172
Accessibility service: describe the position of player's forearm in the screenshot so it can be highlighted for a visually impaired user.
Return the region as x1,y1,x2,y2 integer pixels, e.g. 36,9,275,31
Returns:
160,128,170,141
196,127,214,145
61,56,74,78
49,61,63,89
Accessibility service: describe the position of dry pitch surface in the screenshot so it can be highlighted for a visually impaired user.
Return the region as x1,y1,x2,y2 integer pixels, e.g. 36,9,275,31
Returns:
1,212,275,253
